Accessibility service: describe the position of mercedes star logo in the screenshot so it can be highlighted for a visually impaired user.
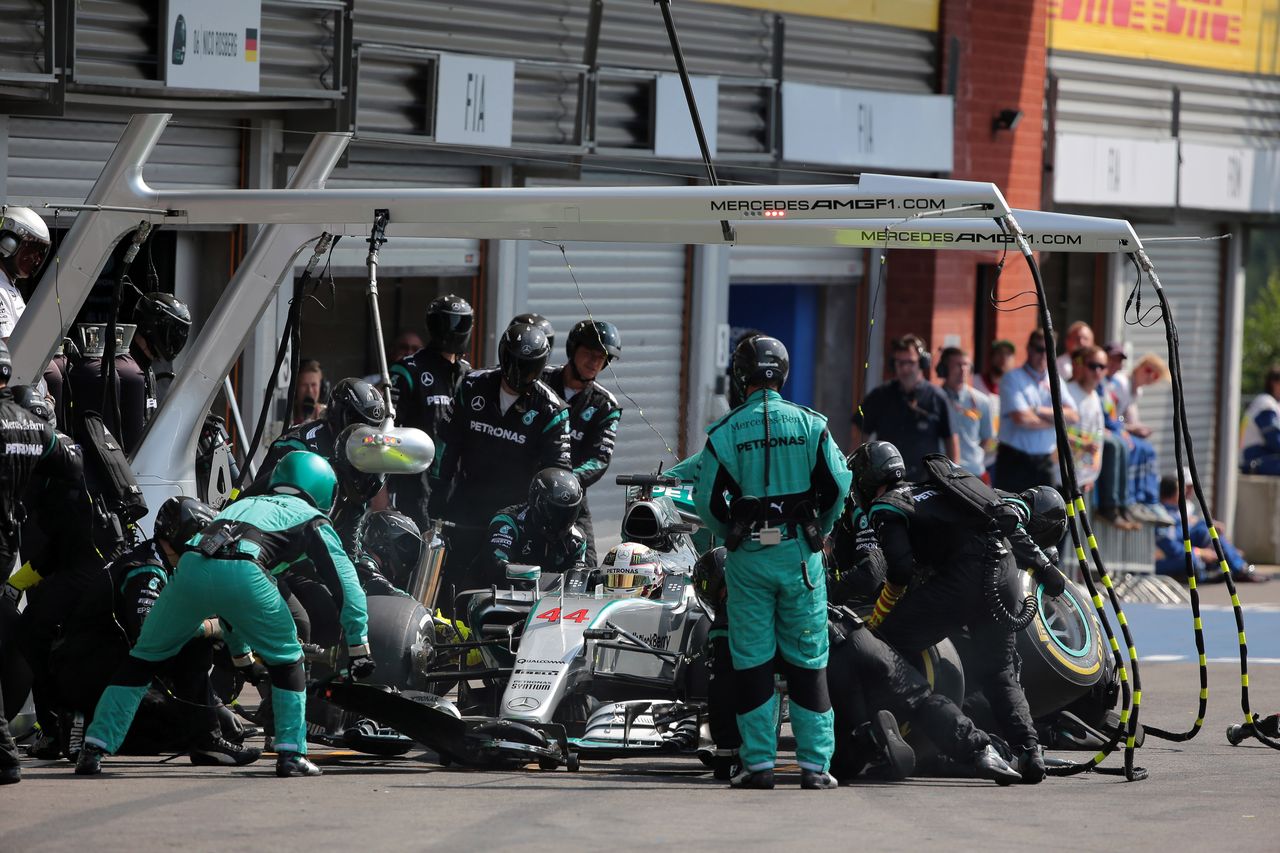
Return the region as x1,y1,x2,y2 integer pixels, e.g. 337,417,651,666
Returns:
506,696,540,711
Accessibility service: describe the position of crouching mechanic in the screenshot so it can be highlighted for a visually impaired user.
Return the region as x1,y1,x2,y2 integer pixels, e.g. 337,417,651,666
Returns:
850,442,1066,784
479,468,587,586
691,335,851,790
76,451,373,778
50,496,260,765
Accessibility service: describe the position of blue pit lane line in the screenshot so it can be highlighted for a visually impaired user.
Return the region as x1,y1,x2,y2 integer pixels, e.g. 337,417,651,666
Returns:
1119,602,1280,663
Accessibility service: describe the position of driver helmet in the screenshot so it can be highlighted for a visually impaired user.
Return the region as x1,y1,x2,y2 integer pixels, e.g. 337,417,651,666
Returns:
509,313,555,349
325,377,386,435
601,542,664,599
497,322,551,394
847,441,906,510
0,206,51,281
426,294,474,355
133,292,192,361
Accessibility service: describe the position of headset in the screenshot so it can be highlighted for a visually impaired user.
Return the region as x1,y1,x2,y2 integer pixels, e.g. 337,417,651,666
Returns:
891,334,932,379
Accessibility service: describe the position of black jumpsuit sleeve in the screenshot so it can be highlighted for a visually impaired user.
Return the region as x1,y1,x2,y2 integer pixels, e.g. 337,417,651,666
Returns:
118,566,169,645
538,407,572,472
870,511,915,588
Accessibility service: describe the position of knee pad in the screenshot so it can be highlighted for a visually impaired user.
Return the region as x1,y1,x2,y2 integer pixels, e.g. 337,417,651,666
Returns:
267,658,306,692
782,663,831,714
733,662,775,716
116,654,158,688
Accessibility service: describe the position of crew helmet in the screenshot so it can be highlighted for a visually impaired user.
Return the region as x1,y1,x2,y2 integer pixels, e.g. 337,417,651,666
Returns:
359,509,424,589
0,338,10,384
731,335,789,398
426,294,474,355
691,546,727,614
325,378,386,434
0,206,51,280
565,319,622,364
154,496,217,548
10,384,52,423
133,292,192,361
268,451,339,513
848,441,906,509
498,323,551,394
528,467,583,535
509,313,555,349
1019,486,1068,549
601,542,664,598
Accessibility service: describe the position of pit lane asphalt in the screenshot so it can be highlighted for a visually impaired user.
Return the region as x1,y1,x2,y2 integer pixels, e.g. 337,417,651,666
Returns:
7,577,1280,851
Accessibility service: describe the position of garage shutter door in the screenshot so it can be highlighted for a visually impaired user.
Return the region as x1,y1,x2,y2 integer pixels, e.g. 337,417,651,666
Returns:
525,173,688,552
1121,223,1224,503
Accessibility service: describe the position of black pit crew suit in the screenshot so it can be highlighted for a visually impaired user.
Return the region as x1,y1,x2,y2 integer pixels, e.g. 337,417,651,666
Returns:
429,369,570,603
0,391,84,770
864,482,1041,754
49,541,224,753
542,365,621,566
389,347,470,530
477,502,588,587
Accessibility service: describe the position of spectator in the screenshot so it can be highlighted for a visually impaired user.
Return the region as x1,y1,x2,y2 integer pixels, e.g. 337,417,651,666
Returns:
291,359,327,427
1155,475,1269,583
1056,321,1094,381
1242,365,1280,475
938,346,995,478
1108,352,1172,522
1093,344,1140,530
1063,345,1106,494
364,330,424,387
973,339,1015,398
995,328,1078,492
852,334,958,481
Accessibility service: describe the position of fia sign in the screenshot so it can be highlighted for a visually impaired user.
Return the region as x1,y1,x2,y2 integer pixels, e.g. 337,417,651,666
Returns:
435,53,515,148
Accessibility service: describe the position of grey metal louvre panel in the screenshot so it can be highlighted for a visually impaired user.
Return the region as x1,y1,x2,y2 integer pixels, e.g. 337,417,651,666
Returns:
525,173,688,551
1050,52,1280,145
353,0,585,62
513,64,583,147
729,244,862,282
783,15,936,93
1120,224,1223,504
718,81,770,155
0,0,45,76
595,2,772,78
5,114,243,208
261,1,341,95
73,0,157,83
595,74,652,149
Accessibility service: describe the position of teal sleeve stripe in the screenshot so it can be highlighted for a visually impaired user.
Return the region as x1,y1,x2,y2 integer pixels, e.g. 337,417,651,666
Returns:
601,410,622,423
574,459,606,476
278,438,308,453
494,513,518,528
121,565,166,590
390,363,414,388
543,409,570,432
869,502,908,519
42,430,56,458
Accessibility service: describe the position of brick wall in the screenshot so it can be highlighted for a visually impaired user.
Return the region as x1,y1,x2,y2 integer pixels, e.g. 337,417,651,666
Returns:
882,0,1046,373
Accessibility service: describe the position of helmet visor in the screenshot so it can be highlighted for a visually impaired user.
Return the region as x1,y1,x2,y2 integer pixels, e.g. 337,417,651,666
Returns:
11,239,49,279
429,311,473,353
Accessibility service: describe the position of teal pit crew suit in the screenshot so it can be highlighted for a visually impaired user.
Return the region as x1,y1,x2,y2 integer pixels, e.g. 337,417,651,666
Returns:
84,456,369,760
692,388,851,774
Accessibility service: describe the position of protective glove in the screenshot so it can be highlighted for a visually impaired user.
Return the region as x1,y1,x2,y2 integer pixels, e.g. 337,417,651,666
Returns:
347,654,377,681
865,582,906,631
1035,562,1068,598
232,654,269,687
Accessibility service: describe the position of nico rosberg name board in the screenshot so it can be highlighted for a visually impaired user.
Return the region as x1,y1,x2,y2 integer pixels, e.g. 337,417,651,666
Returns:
165,0,261,93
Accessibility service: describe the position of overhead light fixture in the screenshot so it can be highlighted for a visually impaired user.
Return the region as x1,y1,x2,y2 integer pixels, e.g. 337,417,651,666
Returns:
992,108,1023,133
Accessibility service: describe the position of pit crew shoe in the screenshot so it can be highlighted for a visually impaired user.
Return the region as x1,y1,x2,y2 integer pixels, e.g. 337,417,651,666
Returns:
190,736,262,767
868,710,915,781
276,751,322,778
0,766,19,785
973,745,1021,786
1017,744,1046,784
74,744,105,776
729,767,774,789
27,732,61,760
800,769,839,790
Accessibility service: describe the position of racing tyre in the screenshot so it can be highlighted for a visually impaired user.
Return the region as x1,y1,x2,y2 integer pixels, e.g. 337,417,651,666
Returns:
364,595,436,690
1015,576,1105,719
565,753,581,772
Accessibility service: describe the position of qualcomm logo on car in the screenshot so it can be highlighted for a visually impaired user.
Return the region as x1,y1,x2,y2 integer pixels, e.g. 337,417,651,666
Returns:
506,696,541,711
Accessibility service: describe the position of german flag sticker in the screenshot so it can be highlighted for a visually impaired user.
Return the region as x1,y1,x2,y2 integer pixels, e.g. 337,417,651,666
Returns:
245,28,258,63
